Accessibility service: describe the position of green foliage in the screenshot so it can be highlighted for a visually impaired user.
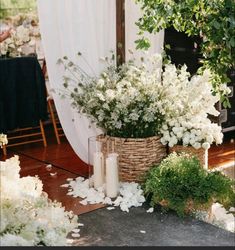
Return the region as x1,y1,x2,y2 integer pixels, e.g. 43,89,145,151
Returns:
0,0,37,19
136,0,235,108
143,152,235,217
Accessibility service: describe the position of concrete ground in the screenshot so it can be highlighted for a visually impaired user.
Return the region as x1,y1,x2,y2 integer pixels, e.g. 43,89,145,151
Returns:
72,205,235,247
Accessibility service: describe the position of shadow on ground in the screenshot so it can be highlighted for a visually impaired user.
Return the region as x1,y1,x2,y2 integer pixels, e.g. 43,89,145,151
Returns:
72,204,235,246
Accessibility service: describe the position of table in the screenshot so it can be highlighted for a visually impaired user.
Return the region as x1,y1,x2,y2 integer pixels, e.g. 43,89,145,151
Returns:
0,56,48,133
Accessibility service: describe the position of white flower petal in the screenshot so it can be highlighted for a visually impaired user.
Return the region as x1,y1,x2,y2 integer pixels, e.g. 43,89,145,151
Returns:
146,207,154,213
50,172,57,176
106,207,115,210
60,184,70,188
71,233,80,238
72,229,80,233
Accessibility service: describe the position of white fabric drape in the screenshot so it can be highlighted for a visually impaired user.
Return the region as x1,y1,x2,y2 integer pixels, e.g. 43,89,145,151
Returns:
37,0,164,164
37,0,116,163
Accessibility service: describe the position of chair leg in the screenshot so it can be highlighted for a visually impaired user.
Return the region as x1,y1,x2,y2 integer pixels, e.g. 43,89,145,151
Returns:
2,145,7,156
39,120,47,147
48,99,61,144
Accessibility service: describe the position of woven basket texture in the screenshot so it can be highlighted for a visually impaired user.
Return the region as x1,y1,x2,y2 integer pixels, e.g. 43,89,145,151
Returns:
97,135,167,182
169,145,207,167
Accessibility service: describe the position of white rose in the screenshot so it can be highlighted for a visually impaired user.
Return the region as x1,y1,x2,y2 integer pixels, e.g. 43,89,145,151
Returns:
202,142,210,150
192,142,201,149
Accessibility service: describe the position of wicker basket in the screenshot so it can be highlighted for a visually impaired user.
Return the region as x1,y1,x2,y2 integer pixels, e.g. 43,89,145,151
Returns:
97,135,167,183
168,145,208,168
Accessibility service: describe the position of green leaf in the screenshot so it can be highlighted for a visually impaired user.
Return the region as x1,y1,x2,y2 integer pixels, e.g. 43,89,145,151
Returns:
229,37,235,47
135,37,151,50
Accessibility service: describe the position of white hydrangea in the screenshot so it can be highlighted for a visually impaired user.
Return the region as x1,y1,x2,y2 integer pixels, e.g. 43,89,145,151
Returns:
0,234,33,246
0,156,79,246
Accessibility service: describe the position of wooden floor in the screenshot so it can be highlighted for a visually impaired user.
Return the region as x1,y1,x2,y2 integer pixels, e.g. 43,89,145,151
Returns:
0,128,234,215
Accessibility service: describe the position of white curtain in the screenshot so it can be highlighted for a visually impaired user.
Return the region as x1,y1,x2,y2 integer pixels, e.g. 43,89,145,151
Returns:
37,0,116,163
37,0,164,164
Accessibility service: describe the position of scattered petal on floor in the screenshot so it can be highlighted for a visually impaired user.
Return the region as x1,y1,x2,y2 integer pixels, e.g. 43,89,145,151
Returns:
50,172,57,176
78,223,84,227
67,178,73,181
45,164,52,170
60,184,70,188
229,207,235,212
140,230,146,234
146,207,154,213
71,233,80,238
62,177,146,212
80,200,88,205
103,197,112,205
107,207,115,210
72,229,80,233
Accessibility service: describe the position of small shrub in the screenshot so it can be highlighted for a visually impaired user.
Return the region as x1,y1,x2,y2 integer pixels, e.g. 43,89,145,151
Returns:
143,152,235,217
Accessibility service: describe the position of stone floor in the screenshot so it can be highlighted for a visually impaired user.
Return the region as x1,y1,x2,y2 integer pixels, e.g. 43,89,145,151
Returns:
71,205,235,247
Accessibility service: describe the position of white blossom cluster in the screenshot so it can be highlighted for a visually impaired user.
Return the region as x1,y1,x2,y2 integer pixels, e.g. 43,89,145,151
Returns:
0,133,8,148
160,65,223,149
0,156,80,246
60,52,224,147
1,13,40,57
59,53,165,138
62,176,146,212
1,25,31,57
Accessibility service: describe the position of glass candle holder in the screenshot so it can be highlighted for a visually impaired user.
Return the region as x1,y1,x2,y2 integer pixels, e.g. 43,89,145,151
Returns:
88,135,120,198
88,135,104,189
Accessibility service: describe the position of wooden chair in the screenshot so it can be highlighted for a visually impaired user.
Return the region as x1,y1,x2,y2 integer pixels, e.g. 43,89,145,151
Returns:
2,122,47,156
41,59,65,144
2,144,7,156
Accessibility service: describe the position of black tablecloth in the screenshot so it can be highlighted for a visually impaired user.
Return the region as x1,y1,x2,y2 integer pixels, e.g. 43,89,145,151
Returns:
0,56,48,133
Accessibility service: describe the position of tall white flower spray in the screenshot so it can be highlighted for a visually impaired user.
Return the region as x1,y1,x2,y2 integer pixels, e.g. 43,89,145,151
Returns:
160,63,226,149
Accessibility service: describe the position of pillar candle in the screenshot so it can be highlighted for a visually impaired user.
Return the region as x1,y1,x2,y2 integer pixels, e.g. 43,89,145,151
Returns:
105,153,119,198
93,152,104,189
204,148,208,170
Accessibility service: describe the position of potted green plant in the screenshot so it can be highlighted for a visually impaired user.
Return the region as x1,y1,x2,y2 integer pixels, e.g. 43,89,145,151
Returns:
143,152,235,217
135,0,235,108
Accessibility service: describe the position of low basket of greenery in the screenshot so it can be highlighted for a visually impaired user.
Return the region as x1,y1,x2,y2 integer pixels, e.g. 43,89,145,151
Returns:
143,152,235,217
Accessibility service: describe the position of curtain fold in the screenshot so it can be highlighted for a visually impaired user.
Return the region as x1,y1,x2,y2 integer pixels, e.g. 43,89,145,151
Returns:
37,0,164,164
37,0,116,163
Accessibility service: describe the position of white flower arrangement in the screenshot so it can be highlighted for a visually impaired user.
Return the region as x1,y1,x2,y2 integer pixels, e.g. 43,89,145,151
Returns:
0,155,79,246
0,133,8,148
59,52,224,148
1,25,31,57
159,65,224,149
1,13,40,57
58,53,166,138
